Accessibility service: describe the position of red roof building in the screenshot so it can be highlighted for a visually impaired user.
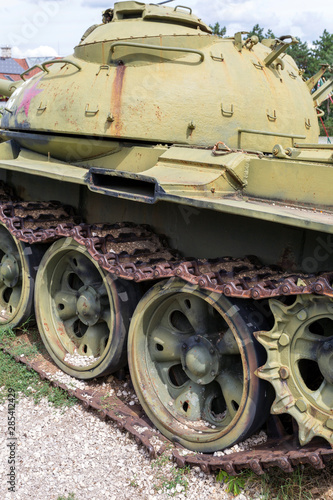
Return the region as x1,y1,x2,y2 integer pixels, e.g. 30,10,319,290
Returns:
0,47,45,101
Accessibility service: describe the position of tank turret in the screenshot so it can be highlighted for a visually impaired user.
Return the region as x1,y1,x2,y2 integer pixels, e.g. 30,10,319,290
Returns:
1,1,330,156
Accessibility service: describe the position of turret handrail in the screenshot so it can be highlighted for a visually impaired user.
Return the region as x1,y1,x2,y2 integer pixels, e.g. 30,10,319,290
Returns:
20,65,44,81
238,128,306,148
110,41,205,61
41,59,82,73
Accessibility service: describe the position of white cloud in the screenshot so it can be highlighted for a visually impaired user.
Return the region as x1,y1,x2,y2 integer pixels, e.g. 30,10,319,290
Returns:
12,45,58,58
190,0,333,42
1,0,333,56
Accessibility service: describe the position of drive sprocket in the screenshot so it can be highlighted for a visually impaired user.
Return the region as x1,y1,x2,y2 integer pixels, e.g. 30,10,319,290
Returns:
255,295,333,447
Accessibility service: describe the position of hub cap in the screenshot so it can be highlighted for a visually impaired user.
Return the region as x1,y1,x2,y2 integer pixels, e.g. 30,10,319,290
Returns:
76,286,101,326
0,254,19,288
181,336,219,385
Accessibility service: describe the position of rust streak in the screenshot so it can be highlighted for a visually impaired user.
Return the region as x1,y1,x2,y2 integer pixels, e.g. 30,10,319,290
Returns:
111,63,126,136
102,41,105,65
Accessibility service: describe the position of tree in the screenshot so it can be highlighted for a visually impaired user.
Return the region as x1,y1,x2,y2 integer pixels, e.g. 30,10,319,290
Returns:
306,30,333,133
209,22,226,37
264,29,275,39
247,24,265,41
312,29,333,63
286,38,313,77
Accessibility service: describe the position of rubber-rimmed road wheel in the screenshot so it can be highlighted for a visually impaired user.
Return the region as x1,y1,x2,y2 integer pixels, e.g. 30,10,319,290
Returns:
35,238,137,379
0,223,41,328
128,278,270,453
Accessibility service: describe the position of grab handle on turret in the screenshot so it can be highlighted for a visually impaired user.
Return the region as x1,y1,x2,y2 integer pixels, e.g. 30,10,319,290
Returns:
41,59,82,73
306,64,330,91
20,65,44,81
174,5,192,15
110,42,205,61
264,36,298,68
312,74,333,108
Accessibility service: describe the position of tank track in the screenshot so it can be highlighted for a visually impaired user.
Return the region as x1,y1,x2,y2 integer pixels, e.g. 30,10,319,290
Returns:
3,341,333,475
1,196,333,301
1,182,333,474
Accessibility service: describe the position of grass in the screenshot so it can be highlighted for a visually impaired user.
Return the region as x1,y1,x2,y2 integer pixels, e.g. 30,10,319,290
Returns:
217,469,255,496
0,326,77,409
151,452,190,496
253,463,333,500
129,474,139,488
0,320,41,358
0,327,40,359
216,462,333,499
57,494,77,500
100,392,116,411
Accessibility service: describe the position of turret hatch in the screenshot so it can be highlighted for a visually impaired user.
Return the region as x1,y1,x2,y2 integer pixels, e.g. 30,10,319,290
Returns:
112,1,211,33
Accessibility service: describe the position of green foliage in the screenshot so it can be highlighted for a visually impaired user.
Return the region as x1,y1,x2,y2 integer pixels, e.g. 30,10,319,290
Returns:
216,469,253,496
247,23,264,41
318,111,333,137
312,29,333,63
129,474,139,488
286,38,313,75
0,326,17,345
209,22,226,37
0,327,76,408
256,465,326,500
158,466,190,495
246,26,275,42
217,464,333,499
57,494,77,500
309,30,333,128
151,453,190,496
0,323,41,359
264,29,275,39
2,334,40,359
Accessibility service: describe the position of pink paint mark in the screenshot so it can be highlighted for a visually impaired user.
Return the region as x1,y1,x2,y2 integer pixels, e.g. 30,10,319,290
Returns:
17,78,43,117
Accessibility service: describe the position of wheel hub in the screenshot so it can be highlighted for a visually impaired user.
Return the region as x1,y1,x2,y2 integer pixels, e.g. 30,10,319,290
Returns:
0,254,19,287
318,337,333,385
181,336,219,385
77,286,101,326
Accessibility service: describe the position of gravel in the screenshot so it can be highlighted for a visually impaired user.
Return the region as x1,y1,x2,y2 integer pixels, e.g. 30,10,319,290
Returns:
63,351,100,367
213,430,267,456
0,395,257,500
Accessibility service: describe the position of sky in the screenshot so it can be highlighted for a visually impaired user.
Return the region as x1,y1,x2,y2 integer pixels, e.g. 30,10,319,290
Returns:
1,0,333,58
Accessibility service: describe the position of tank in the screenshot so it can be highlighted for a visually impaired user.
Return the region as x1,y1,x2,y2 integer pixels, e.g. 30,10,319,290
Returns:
0,1,333,454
